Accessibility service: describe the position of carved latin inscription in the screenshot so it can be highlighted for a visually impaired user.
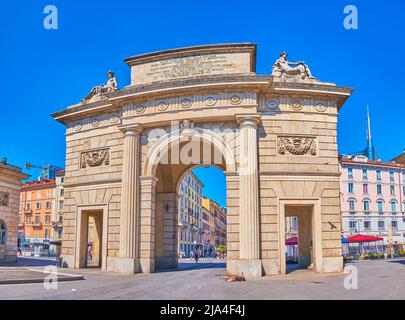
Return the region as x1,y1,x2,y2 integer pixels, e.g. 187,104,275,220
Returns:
278,136,317,156
131,52,252,85
0,192,9,206
80,149,110,169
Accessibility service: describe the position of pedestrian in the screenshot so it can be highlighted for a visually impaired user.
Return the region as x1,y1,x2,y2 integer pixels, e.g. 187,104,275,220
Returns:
194,250,199,263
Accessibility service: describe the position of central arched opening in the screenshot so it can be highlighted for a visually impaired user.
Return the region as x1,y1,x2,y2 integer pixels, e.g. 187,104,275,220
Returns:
147,129,233,272
175,166,226,271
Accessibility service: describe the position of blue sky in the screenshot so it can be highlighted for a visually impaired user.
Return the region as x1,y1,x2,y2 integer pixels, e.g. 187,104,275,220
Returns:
1,0,404,207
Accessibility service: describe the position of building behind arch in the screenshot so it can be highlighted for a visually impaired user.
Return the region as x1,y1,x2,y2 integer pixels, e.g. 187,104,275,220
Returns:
0,158,29,263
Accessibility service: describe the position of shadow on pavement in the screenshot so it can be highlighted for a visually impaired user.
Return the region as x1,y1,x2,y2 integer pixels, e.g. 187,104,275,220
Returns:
0,257,58,268
156,261,226,273
387,259,405,265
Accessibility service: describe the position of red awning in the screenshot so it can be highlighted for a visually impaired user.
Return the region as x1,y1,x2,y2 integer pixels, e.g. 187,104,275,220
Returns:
286,236,298,245
348,234,384,243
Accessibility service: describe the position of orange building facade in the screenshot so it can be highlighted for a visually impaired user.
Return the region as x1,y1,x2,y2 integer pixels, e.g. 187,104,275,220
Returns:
202,197,227,249
18,179,57,247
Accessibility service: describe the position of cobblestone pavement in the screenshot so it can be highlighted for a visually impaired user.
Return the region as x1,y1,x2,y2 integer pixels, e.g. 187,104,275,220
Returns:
0,258,404,300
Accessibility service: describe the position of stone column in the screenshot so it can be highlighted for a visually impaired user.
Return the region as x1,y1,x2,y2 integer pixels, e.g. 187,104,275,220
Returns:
155,193,178,269
139,176,157,273
236,115,262,277
117,124,143,273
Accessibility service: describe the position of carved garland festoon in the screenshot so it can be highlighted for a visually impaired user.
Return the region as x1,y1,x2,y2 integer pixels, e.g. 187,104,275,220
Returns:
80,148,110,169
0,192,9,206
278,136,317,156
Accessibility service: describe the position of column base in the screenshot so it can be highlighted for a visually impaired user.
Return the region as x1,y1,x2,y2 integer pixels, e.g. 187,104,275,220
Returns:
322,256,343,273
155,257,178,269
139,258,155,273
227,259,263,278
262,259,279,275
61,255,75,268
106,257,140,274
0,255,17,263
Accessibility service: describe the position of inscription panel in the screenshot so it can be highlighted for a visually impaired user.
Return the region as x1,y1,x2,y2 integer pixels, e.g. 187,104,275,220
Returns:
131,52,252,85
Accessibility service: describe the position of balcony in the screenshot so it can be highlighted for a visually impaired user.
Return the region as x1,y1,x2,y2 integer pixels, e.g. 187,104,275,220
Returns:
33,222,42,228
23,209,33,215
364,211,371,216
51,221,63,229
18,223,24,228
349,210,356,215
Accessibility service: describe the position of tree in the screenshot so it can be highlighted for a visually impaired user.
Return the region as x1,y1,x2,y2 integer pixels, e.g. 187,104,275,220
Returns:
217,245,227,259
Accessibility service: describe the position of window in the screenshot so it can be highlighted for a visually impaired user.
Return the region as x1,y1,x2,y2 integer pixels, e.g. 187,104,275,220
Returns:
390,185,395,196
378,221,385,230
59,200,64,210
392,220,398,230
391,201,397,214
46,201,51,209
35,216,40,224
58,229,63,238
349,221,357,231
363,184,368,194
45,229,49,238
403,186,405,196
376,170,382,181
36,202,41,210
348,168,353,179
25,216,31,223
0,220,6,245
61,177,64,184
364,221,371,231
45,215,51,224
349,200,356,213
363,200,370,213
348,183,354,193
60,189,64,196
389,171,395,182
26,203,31,210
377,184,382,195
362,169,368,180
377,201,384,214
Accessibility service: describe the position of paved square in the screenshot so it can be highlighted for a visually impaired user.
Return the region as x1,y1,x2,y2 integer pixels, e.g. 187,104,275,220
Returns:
0,258,404,300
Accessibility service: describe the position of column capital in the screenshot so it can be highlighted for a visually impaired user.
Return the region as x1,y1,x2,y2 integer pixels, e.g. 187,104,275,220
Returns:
236,114,261,128
140,175,159,186
118,123,144,136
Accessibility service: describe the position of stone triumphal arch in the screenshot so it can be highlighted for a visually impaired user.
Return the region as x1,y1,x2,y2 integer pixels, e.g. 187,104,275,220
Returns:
52,44,352,277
